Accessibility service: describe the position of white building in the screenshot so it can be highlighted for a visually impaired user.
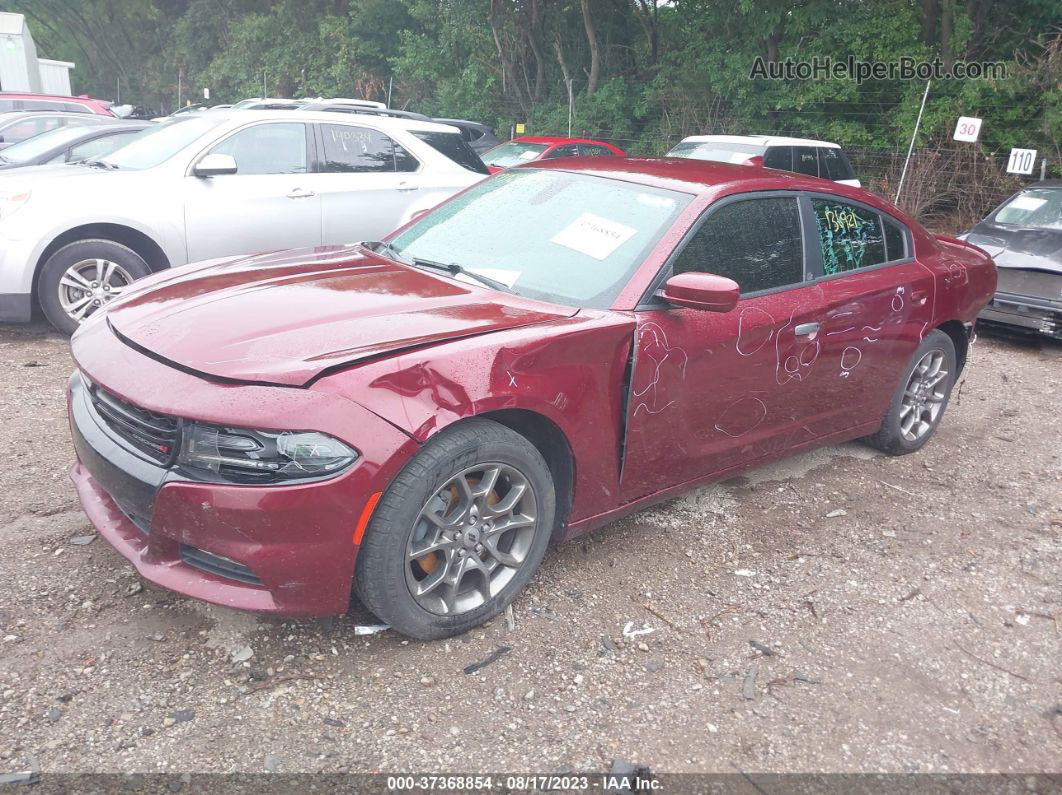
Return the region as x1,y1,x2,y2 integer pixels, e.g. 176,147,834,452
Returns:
0,13,75,96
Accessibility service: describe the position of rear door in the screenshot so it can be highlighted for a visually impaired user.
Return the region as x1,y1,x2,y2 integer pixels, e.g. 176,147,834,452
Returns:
310,121,423,244
805,194,933,434
183,121,321,262
621,193,828,500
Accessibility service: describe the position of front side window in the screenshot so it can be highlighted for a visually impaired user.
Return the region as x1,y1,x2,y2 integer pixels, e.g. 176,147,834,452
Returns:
389,168,692,308
992,188,1062,230
811,198,887,274
211,122,308,175
672,197,804,293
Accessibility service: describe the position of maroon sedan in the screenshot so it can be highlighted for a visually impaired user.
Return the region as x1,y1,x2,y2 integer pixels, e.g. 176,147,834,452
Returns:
482,136,625,173
68,158,995,639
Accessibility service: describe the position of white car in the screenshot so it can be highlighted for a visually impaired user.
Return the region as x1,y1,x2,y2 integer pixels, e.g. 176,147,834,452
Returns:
666,134,861,187
0,110,488,333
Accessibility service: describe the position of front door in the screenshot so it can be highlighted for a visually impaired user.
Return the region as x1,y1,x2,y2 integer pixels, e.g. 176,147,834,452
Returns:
621,194,828,501
184,121,321,262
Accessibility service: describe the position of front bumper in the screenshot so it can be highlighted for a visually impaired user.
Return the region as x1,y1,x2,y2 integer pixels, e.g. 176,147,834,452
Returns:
67,320,418,616
978,291,1062,341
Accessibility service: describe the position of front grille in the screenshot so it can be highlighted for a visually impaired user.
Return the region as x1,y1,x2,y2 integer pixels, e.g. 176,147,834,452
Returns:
179,545,263,586
90,385,180,463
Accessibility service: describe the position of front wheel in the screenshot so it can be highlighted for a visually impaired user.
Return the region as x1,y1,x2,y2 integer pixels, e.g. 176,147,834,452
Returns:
38,239,152,335
355,419,555,640
864,329,957,455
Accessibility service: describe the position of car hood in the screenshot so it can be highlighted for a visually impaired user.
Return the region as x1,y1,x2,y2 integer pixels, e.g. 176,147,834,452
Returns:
966,223,1062,274
104,245,576,387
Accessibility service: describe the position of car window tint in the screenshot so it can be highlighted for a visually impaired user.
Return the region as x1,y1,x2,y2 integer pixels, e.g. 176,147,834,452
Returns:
320,123,402,173
811,198,887,274
883,216,907,261
673,197,804,293
411,130,486,174
211,123,308,174
792,146,820,177
542,144,580,159
763,146,792,170
819,148,854,181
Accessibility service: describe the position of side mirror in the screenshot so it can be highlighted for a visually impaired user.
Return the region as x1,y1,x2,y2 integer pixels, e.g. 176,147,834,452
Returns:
742,155,764,167
193,153,237,177
661,272,740,313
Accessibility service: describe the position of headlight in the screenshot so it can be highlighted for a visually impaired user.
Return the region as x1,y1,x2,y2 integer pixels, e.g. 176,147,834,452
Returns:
177,422,358,483
0,188,31,222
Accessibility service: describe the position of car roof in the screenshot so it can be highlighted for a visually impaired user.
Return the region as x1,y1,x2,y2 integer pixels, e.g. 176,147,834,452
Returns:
1015,180,1062,189
511,136,615,146
678,134,842,148
525,155,887,205
204,108,460,134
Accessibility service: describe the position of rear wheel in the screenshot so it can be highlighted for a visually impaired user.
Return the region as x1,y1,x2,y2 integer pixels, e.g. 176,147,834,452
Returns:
38,239,151,335
864,329,957,455
355,419,555,640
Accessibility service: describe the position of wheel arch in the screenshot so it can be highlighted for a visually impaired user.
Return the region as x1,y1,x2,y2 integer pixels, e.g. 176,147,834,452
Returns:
34,223,170,298
934,319,969,373
476,408,575,541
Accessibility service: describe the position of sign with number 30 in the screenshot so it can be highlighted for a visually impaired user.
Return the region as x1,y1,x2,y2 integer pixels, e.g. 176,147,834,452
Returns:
953,116,982,142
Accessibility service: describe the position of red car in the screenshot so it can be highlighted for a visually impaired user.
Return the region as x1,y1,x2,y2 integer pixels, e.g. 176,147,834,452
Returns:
482,136,624,173
68,158,995,639
0,92,114,116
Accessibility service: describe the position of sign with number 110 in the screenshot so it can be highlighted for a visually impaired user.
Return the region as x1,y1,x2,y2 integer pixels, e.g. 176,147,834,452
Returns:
1006,148,1037,175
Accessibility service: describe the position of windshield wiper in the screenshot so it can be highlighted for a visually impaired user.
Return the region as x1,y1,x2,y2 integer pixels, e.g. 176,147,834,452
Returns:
83,159,119,170
408,257,515,294
363,241,514,294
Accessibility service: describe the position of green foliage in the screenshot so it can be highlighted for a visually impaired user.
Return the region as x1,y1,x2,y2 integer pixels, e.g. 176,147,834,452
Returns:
8,0,1059,169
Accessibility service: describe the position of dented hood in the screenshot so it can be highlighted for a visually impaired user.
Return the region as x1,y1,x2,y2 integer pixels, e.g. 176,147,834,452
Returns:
105,246,574,386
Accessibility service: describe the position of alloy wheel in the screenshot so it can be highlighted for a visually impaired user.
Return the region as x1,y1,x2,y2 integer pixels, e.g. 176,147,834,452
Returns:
899,349,949,442
58,258,133,324
405,463,538,616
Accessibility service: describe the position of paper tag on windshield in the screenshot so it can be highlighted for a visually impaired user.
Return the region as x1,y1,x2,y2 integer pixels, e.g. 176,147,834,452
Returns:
1008,195,1046,212
518,150,539,160
551,213,637,261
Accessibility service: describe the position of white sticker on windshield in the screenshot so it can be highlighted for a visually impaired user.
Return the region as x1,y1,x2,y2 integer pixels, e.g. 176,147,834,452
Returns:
519,150,539,160
472,268,520,287
551,212,637,261
1008,195,1047,211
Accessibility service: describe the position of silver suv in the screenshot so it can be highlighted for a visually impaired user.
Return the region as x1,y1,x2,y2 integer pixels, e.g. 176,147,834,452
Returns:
0,110,488,333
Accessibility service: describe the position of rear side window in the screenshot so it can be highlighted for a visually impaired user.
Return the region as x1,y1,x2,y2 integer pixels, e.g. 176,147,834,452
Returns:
792,147,819,177
411,130,487,174
883,216,907,260
819,148,854,181
320,123,416,173
763,146,792,170
811,198,887,274
673,197,804,293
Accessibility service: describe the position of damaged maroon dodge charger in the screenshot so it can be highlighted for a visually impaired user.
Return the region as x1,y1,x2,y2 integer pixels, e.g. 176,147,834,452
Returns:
68,159,996,639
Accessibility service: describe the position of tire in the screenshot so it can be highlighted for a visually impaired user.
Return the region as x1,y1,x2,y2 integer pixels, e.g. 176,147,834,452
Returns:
355,419,555,640
38,239,152,335
864,329,957,455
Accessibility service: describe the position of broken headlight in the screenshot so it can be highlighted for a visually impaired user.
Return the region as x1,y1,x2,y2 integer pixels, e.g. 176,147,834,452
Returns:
177,423,358,484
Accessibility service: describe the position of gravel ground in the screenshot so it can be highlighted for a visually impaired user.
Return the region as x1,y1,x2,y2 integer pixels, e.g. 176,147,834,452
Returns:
0,321,1059,777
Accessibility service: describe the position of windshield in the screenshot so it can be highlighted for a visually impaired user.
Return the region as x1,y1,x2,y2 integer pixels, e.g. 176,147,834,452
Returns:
993,188,1062,230
101,116,224,170
389,169,692,308
0,125,95,163
483,141,548,168
667,141,762,163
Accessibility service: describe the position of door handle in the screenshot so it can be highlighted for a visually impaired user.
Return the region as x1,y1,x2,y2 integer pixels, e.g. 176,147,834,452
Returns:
794,322,820,336
396,181,418,192
286,188,316,199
